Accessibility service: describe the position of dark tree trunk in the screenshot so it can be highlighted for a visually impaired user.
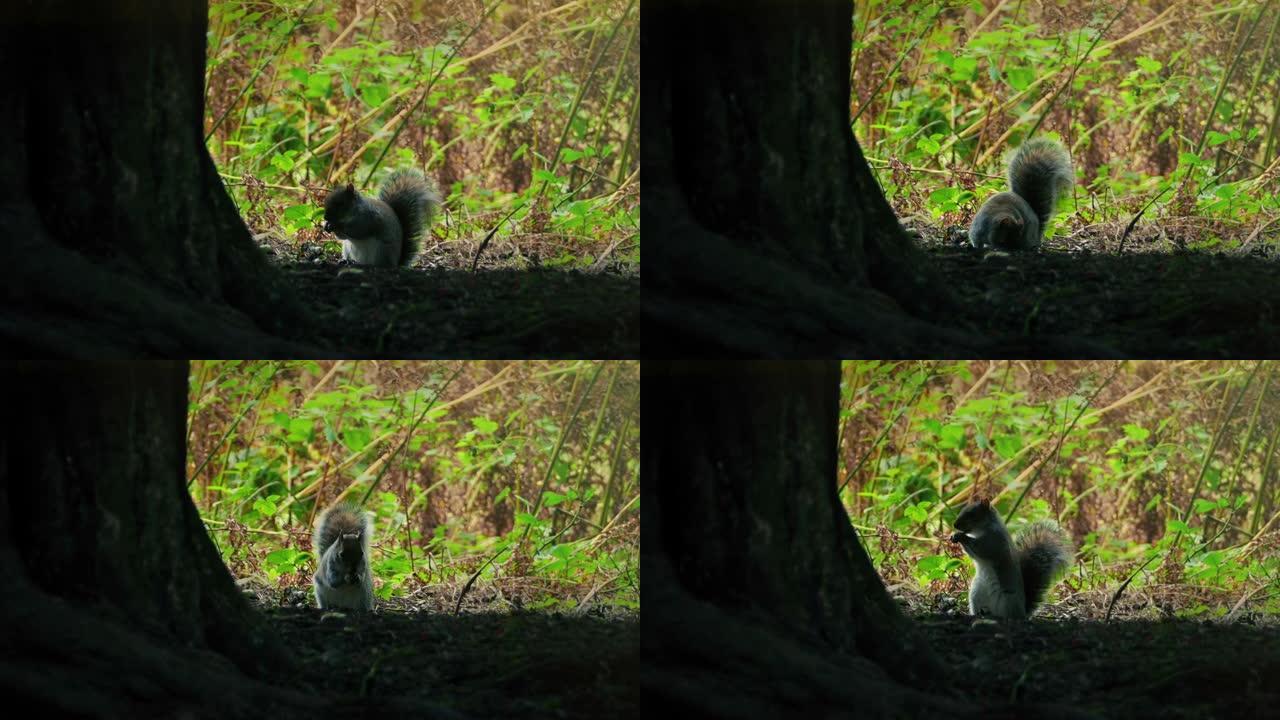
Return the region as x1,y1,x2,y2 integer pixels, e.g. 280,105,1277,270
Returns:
0,362,285,713
642,360,958,716
0,362,460,718
643,0,966,355
0,2,310,355
642,0,1114,357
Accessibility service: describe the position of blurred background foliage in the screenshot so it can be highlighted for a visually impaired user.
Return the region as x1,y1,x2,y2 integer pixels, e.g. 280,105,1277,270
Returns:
852,0,1279,250
187,360,638,612
205,0,638,271
840,360,1279,620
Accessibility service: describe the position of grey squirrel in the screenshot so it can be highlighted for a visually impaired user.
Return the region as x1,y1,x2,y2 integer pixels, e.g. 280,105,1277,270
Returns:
969,138,1073,250
949,499,1072,619
313,503,374,611
323,169,441,267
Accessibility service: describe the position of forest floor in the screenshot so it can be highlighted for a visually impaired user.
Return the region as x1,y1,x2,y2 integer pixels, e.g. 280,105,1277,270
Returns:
894,577,1280,719
912,611,1280,719
258,233,639,357
911,221,1280,357
249,583,638,720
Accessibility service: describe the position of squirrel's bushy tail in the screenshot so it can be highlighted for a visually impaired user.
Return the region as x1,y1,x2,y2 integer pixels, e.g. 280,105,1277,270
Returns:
1015,519,1073,614
1007,138,1073,229
380,169,442,267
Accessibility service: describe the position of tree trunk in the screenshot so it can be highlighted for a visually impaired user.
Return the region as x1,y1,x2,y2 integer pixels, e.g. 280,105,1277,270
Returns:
0,361,284,712
0,2,311,355
642,360,957,716
642,0,1119,358
643,0,967,355
0,362,460,717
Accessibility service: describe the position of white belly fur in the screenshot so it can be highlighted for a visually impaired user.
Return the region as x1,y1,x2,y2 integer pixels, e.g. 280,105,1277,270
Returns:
315,577,370,610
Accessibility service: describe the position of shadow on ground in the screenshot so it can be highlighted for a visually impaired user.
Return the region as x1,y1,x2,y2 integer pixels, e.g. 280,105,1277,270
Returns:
926,245,1280,356
282,265,639,357
916,613,1280,718
263,599,638,720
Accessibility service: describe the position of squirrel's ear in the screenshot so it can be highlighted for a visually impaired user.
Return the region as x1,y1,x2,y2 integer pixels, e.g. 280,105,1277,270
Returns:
978,497,990,507
345,183,355,192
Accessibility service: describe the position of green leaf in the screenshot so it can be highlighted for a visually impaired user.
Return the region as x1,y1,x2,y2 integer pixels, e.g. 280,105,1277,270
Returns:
1135,56,1163,73
938,423,966,449
533,169,562,185
305,72,332,98
359,82,389,107
283,204,313,223
904,501,930,523
1192,498,1219,514
1122,424,1150,441
1006,66,1034,91
915,554,959,584
342,427,371,452
951,56,977,81
266,549,299,565
929,187,958,204
993,434,1022,460
269,152,295,172
1205,131,1230,147
288,417,312,442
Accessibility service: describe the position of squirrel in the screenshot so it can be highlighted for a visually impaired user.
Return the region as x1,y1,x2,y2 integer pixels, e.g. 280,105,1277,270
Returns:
968,137,1073,251
322,169,441,267
949,499,1072,619
312,503,375,611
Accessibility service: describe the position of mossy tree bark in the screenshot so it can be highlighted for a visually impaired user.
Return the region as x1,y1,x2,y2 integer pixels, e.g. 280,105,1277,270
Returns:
642,360,958,716
0,1,309,356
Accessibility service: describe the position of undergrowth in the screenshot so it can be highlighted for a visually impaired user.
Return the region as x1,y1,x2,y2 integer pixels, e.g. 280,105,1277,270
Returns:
852,0,1279,251
187,360,640,613
840,360,1280,622
205,0,639,272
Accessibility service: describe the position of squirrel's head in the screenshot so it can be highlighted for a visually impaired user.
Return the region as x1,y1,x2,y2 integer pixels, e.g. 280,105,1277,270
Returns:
322,183,358,231
953,498,994,533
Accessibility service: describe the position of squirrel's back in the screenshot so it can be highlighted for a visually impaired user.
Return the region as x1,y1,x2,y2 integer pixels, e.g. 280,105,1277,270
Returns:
969,137,1073,251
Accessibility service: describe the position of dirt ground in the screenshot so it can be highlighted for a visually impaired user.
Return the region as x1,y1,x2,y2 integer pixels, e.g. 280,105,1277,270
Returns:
911,220,1280,357
914,611,1280,719
259,234,639,357
249,585,638,720
892,579,1280,719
